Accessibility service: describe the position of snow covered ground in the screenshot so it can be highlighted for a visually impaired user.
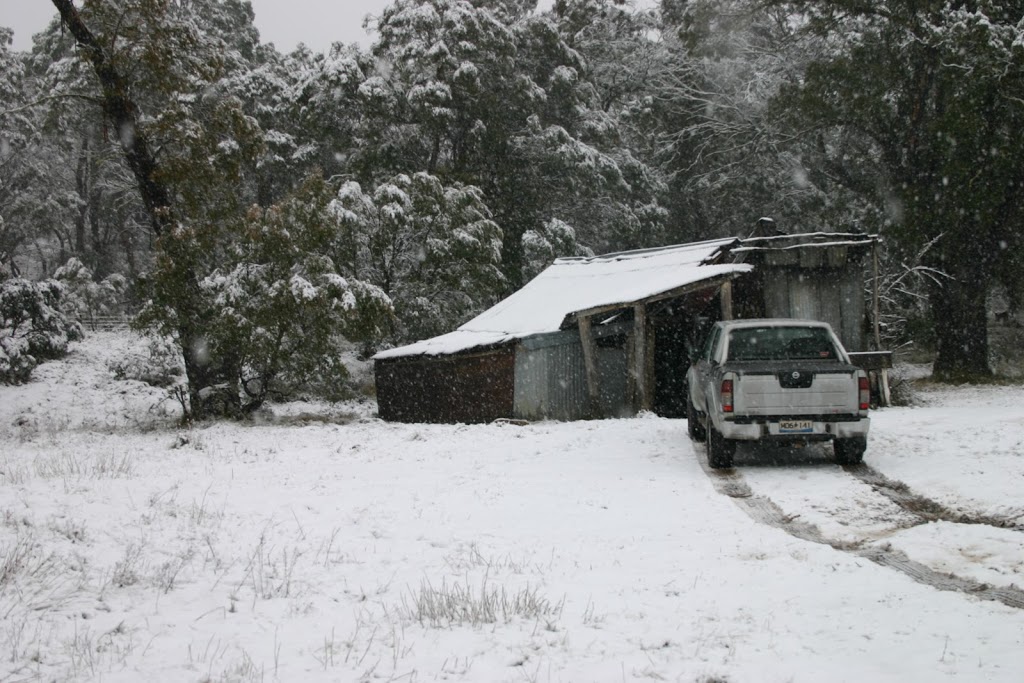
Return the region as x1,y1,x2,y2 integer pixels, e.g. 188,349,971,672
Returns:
1,333,1022,682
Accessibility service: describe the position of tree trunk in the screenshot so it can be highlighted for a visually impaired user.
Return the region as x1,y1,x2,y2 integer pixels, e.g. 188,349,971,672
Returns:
52,0,174,238
178,322,243,420
500,219,524,292
928,254,992,381
89,186,106,276
74,136,90,256
52,0,235,421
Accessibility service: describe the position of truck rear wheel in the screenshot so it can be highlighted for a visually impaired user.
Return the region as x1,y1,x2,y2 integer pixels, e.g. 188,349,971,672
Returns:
707,426,735,469
687,395,707,441
834,437,867,465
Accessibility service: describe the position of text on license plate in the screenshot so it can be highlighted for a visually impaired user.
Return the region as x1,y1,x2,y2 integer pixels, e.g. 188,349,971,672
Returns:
779,420,813,433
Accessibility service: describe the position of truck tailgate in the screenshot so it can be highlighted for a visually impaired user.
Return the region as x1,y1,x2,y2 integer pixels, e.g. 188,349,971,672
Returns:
733,372,859,415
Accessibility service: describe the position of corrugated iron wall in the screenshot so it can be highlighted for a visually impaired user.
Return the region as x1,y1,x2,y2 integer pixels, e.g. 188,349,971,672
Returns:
514,332,587,421
375,347,515,423
513,326,631,421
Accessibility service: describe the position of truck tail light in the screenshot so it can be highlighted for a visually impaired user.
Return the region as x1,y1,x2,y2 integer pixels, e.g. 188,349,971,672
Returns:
859,376,870,411
721,379,734,413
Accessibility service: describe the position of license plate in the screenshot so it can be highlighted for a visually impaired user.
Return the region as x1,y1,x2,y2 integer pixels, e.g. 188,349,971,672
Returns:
779,420,813,433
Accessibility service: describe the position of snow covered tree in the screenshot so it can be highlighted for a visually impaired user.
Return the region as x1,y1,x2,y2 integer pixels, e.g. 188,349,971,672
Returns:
773,0,1024,379
0,27,74,276
329,172,504,342
45,0,303,418
639,0,853,241
364,0,668,288
216,37,370,209
167,175,392,413
521,216,589,281
0,27,30,276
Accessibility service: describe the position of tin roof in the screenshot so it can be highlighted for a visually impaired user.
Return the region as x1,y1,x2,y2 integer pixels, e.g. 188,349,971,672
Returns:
374,238,752,360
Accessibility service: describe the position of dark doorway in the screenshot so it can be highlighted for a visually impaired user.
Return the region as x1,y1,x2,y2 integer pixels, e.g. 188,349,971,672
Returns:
651,291,719,417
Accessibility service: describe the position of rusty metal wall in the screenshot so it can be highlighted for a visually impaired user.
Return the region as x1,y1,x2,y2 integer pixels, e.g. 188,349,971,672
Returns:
375,347,515,423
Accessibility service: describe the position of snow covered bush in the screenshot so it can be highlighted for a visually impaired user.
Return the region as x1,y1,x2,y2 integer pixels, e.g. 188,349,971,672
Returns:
107,334,185,389
0,278,84,384
53,258,130,322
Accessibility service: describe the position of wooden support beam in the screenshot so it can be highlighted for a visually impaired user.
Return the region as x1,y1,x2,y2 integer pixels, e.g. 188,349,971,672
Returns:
720,280,734,321
578,315,602,418
560,273,747,330
871,243,892,407
645,311,656,413
626,327,637,411
633,304,650,413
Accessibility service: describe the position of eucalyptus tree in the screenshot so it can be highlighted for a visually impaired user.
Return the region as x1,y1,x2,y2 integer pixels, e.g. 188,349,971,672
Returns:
363,0,667,288
0,27,34,276
0,27,78,277
46,0,390,417
640,0,866,242
773,0,1024,379
539,0,669,253
329,172,504,343
26,33,145,279
224,42,371,208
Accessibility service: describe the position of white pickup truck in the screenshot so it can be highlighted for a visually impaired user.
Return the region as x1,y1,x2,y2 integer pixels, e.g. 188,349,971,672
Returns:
686,319,871,469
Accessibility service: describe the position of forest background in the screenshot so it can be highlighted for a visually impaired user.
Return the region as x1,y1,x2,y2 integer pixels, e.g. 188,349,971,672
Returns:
2,0,1023,418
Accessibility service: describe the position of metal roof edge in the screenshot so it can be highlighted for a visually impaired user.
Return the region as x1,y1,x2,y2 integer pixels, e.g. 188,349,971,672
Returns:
552,236,739,265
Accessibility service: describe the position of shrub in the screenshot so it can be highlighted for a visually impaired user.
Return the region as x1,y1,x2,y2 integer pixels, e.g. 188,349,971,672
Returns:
53,258,130,321
0,278,83,384
107,334,186,389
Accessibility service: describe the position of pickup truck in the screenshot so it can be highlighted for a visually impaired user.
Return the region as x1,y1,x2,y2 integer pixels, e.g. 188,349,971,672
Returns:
686,319,870,469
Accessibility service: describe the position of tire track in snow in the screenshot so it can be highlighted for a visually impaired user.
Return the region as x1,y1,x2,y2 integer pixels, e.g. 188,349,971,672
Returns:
843,463,1024,532
697,449,1024,611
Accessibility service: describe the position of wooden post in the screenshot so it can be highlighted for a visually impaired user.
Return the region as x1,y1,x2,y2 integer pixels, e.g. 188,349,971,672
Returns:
578,315,602,418
720,280,734,321
626,329,637,411
872,243,882,351
633,304,652,413
645,313,656,413
871,243,892,406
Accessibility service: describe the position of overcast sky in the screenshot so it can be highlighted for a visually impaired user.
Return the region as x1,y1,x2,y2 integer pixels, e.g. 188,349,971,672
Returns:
2,0,391,53
1,0,570,54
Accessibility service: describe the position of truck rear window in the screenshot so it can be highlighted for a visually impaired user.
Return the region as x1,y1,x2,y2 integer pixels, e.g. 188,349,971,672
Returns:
726,327,838,361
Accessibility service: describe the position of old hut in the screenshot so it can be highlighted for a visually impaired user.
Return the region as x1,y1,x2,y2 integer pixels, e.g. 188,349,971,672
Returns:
729,230,877,352
374,231,881,423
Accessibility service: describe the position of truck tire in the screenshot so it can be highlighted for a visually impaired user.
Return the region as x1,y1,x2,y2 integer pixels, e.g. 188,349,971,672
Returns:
834,437,867,465
707,426,735,469
687,395,707,441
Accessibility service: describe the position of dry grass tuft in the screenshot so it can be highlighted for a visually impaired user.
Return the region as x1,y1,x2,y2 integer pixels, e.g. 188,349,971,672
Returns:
401,576,563,628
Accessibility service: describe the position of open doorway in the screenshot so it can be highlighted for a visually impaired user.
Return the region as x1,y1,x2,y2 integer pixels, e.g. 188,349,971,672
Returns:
651,289,720,417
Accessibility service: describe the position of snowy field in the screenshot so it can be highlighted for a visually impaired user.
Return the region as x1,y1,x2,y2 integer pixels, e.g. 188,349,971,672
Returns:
1,333,1023,682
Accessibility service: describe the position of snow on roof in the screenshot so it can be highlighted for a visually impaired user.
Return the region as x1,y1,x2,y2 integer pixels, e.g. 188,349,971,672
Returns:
374,238,752,360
